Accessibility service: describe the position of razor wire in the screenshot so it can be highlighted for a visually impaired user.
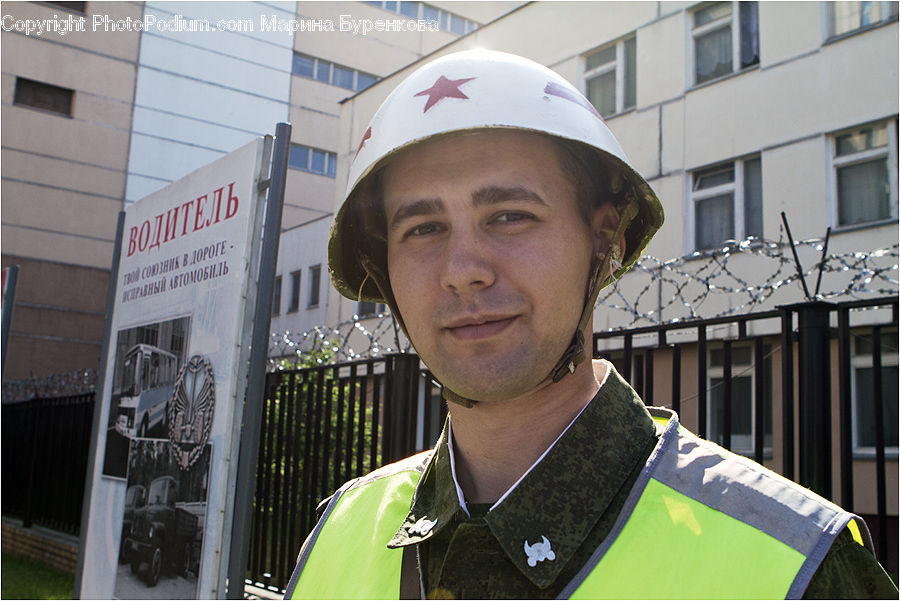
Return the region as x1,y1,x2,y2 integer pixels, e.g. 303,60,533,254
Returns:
597,235,898,328
3,234,895,394
267,234,898,368
1,368,98,403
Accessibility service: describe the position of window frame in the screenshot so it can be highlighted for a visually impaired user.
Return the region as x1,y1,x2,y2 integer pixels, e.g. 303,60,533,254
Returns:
288,270,301,313
850,328,899,458
292,52,379,92
689,1,759,87
826,1,899,40
687,154,762,253
307,265,321,309
827,118,899,230
706,342,772,457
357,301,387,318
582,34,636,118
13,77,74,117
272,276,282,316
364,0,477,35
288,143,338,179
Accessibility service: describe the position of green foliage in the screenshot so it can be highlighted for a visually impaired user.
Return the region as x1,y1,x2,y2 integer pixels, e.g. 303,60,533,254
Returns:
1,551,74,600
272,338,339,371
251,358,383,585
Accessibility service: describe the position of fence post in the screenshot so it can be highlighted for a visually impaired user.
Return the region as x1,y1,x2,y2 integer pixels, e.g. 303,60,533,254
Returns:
385,354,419,464
791,301,835,498
22,398,42,528
780,308,795,481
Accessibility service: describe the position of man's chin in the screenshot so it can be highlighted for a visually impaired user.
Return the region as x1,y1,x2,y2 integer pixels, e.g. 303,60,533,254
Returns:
436,364,547,404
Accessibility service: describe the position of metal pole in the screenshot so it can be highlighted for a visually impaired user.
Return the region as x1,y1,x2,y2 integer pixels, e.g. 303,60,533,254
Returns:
871,326,888,566
837,307,853,510
723,340,732,451
74,210,126,599
780,308,795,481
753,337,765,464
1,264,19,377
697,325,707,439
793,301,834,497
226,122,291,599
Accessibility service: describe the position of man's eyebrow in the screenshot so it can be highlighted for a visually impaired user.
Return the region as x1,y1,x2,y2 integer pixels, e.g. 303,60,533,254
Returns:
388,187,546,232
389,198,444,231
472,185,547,207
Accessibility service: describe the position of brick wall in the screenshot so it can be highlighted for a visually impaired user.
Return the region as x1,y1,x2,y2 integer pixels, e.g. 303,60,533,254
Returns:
1,519,78,574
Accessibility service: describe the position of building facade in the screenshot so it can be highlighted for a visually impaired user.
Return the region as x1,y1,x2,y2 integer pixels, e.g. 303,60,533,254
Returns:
1,0,518,378
1,0,142,379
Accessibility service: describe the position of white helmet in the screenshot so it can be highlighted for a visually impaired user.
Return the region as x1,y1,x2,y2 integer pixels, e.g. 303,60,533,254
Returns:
328,50,663,401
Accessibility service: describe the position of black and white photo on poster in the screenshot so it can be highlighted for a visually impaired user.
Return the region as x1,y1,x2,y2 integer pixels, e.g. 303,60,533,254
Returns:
102,316,191,479
115,438,211,599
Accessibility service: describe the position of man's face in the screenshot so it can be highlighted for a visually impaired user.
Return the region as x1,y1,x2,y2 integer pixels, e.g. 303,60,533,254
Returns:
383,130,596,402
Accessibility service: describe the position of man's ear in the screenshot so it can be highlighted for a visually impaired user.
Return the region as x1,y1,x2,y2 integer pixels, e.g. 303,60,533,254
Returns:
591,203,627,260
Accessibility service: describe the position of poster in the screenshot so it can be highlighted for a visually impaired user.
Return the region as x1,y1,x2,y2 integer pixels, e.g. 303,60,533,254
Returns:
79,136,272,599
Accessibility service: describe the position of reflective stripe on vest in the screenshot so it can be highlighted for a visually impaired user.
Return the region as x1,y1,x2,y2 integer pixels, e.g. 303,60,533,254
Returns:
286,452,429,599
285,410,871,600
562,408,871,599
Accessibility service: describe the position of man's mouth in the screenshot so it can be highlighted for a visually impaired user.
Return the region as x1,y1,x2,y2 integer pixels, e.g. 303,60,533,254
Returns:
443,315,518,341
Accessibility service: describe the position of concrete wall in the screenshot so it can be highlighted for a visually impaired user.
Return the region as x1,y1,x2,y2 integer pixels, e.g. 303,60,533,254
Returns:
1,1,141,379
124,1,295,204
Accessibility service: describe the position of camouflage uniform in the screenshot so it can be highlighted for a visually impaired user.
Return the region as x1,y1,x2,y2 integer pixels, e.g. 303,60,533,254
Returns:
387,365,897,599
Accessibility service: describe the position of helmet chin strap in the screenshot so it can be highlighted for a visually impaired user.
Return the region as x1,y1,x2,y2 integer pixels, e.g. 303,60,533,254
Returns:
362,199,638,410
548,198,638,384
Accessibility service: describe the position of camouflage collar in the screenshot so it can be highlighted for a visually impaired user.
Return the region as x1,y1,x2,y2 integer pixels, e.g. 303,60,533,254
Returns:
389,363,657,589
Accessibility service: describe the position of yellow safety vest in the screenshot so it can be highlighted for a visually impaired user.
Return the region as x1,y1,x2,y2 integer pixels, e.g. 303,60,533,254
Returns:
285,408,871,599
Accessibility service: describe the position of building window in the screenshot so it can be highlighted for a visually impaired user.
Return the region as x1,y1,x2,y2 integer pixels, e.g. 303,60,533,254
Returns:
365,1,478,35
357,302,386,318
288,271,301,313
707,343,772,455
690,155,762,251
830,119,898,228
691,1,759,85
291,52,379,92
851,329,898,455
583,35,636,118
828,1,898,38
272,276,282,315
13,77,74,117
307,265,321,308
288,143,337,178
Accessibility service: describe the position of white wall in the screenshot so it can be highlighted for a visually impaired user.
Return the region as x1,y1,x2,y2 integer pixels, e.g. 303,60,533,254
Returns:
125,1,295,203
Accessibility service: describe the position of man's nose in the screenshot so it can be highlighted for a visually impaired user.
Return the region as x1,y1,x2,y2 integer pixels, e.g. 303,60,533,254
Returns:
439,231,496,294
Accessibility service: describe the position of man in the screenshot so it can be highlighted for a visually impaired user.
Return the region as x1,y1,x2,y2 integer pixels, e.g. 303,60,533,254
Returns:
285,50,896,599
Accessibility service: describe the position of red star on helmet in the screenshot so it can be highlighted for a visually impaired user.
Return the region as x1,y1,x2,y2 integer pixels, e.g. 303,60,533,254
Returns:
355,126,372,159
414,75,476,113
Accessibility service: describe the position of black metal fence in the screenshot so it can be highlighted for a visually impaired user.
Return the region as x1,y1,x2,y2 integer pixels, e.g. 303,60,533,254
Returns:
1,393,94,534
247,354,445,590
594,296,898,572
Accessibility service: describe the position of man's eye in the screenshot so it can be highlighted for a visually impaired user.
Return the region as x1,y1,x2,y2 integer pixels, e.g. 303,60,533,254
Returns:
494,212,533,224
406,223,440,238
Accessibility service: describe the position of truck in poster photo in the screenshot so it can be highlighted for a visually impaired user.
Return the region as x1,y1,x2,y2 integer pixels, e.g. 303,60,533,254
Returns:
116,438,210,598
